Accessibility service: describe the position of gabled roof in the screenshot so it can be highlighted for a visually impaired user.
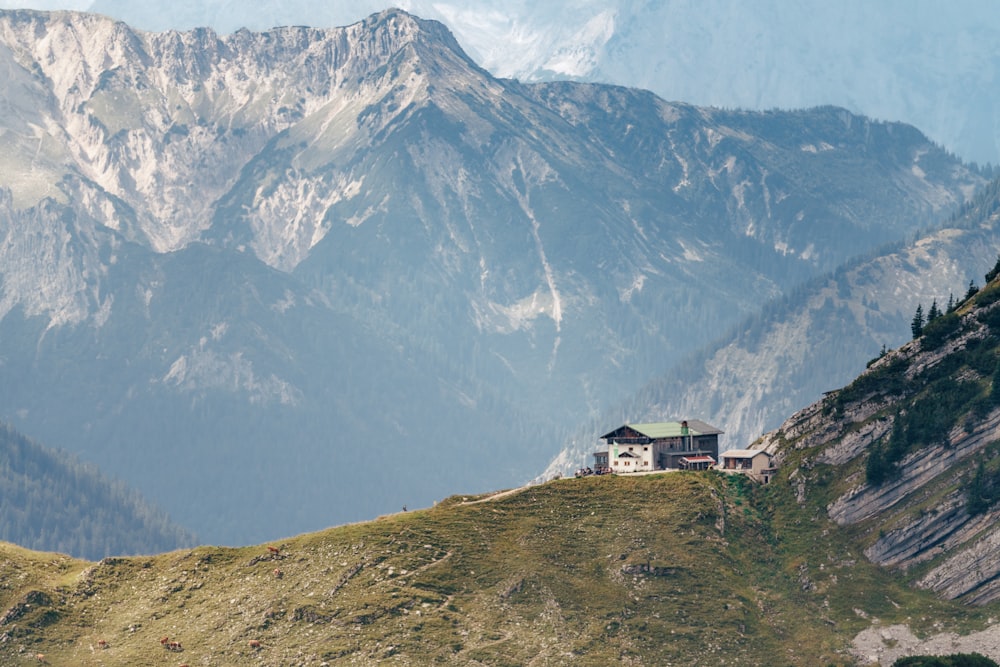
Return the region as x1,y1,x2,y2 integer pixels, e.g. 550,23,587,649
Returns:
600,420,723,440
721,448,771,460
680,455,716,464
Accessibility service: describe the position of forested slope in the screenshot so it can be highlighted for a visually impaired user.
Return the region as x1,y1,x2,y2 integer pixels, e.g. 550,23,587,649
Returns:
0,423,195,559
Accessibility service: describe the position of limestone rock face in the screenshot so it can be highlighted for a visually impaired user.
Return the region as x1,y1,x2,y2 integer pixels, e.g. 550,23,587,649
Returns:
757,292,1000,605
0,9,465,263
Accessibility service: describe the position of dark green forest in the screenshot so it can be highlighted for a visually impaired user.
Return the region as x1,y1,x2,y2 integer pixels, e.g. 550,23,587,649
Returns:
0,422,195,559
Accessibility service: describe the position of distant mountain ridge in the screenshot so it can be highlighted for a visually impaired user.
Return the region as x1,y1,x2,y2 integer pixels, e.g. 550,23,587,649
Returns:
0,422,195,559
0,8,986,544
78,0,1000,167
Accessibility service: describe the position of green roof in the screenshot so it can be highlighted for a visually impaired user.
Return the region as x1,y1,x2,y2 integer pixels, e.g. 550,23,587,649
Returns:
631,422,695,438
600,421,723,440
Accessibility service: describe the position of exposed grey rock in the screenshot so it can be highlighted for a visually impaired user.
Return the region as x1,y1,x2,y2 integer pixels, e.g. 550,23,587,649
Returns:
863,491,970,569
919,525,1000,603
827,409,1000,527
851,622,1000,666
816,415,892,467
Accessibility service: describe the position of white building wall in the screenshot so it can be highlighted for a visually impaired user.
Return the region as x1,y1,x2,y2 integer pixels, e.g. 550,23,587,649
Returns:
608,443,655,472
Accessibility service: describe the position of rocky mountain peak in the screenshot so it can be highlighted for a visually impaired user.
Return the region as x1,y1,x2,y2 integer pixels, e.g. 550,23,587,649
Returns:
0,7,469,260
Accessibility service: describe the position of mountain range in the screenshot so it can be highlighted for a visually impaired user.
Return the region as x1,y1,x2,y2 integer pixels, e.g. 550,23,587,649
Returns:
5,7,1000,662
0,7,988,545
67,0,1000,168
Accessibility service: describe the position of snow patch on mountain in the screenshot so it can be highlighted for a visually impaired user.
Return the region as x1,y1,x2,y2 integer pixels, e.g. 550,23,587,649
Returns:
474,288,560,334
678,241,704,263
619,274,645,303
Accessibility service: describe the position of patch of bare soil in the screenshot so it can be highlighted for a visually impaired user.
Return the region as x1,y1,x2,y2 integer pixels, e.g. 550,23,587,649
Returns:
851,622,1000,665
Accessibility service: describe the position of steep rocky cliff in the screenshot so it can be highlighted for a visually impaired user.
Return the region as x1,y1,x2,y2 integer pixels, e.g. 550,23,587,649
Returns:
754,250,1000,605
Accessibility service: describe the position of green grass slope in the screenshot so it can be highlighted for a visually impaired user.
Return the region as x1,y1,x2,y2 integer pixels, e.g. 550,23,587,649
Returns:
0,472,988,666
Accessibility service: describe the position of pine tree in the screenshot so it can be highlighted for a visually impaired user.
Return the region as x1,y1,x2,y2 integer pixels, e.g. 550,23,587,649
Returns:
968,460,990,516
986,254,1000,284
991,357,1000,405
965,280,980,301
927,299,941,322
866,440,890,486
886,409,909,464
911,303,924,339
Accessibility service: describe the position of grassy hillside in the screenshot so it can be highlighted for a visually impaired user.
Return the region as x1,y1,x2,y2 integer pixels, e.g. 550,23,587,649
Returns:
0,472,988,666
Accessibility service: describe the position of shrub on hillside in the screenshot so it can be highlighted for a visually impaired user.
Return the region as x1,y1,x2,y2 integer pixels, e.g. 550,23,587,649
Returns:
893,653,998,667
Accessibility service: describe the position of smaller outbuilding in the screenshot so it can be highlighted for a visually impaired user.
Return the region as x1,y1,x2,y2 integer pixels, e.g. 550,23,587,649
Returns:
719,449,776,483
678,455,716,471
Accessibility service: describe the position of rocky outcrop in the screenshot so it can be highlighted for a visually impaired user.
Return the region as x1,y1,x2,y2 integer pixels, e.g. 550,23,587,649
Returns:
815,413,892,467
851,622,1000,666
863,491,966,567
827,408,1000,526
0,9,457,263
752,281,1000,604
919,523,1000,603
761,394,898,467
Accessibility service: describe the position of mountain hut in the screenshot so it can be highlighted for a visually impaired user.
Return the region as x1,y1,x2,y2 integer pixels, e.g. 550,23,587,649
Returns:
596,420,722,473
